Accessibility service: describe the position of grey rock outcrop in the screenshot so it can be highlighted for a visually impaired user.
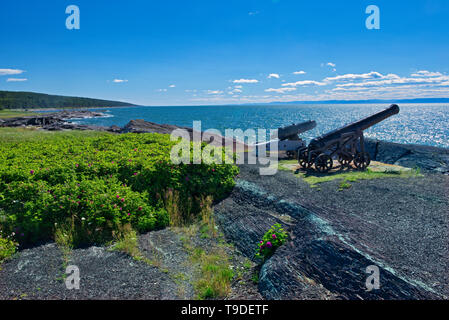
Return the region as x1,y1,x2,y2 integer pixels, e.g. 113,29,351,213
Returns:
0,110,109,131
215,170,447,300
365,138,449,174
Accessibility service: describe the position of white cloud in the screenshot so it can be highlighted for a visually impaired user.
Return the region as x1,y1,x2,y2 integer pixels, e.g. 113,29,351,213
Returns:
113,79,128,83
324,71,384,82
327,62,336,68
6,78,27,82
336,74,449,88
157,89,167,92
206,90,224,95
0,68,25,76
411,70,442,77
282,80,327,87
248,11,259,16
229,88,242,94
190,68,449,104
233,79,259,84
169,84,176,88
234,85,243,89
293,70,306,75
265,87,297,94
268,73,280,79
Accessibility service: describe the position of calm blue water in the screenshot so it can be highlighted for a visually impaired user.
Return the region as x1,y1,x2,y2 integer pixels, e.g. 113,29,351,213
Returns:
72,104,449,148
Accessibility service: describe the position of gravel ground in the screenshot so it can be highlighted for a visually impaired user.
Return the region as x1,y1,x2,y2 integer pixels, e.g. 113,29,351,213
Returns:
0,243,179,300
0,226,261,300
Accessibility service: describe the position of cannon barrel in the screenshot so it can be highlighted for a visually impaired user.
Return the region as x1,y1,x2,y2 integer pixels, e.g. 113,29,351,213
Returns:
309,104,399,149
275,120,317,140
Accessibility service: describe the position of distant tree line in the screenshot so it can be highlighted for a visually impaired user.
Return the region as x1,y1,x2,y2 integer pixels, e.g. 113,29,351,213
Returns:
0,91,135,109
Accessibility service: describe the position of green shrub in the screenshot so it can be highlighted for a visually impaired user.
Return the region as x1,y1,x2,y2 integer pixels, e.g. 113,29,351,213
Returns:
0,236,17,263
0,132,238,246
255,224,288,260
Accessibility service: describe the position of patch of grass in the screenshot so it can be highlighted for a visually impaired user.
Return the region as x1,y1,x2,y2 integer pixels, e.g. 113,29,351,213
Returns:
0,127,109,143
199,196,217,239
173,272,188,282
176,217,234,300
111,224,140,258
301,167,420,189
278,159,423,190
190,248,234,300
54,223,74,281
110,224,154,265
251,272,259,284
0,110,40,119
338,181,352,191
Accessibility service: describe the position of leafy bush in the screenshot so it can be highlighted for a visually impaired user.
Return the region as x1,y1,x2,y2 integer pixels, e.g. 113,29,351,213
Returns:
255,224,288,260
0,132,238,245
0,236,18,263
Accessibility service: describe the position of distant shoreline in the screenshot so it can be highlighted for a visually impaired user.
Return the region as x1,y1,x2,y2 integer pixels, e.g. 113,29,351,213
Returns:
21,101,449,111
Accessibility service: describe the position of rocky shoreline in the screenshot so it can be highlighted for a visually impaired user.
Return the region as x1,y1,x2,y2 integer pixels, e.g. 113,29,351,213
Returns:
0,110,111,131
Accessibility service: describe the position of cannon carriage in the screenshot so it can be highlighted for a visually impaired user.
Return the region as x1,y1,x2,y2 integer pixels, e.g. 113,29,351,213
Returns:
297,104,400,173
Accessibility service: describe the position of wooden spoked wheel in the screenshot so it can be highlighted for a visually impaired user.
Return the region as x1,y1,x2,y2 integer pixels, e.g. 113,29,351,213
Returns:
298,148,311,169
315,154,333,173
338,153,353,167
353,152,371,170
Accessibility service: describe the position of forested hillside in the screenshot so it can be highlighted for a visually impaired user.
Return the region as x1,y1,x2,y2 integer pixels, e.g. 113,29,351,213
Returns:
0,91,135,109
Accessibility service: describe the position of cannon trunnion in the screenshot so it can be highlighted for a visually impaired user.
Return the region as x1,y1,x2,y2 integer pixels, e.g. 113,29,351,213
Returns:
298,104,400,173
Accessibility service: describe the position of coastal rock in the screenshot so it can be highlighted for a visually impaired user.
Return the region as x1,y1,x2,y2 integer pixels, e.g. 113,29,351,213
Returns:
58,110,106,119
0,110,108,130
365,138,449,174
107,125,122,133
122,119,191,135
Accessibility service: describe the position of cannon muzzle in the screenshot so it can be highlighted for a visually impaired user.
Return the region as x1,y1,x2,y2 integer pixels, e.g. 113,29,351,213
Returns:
275,120,317,140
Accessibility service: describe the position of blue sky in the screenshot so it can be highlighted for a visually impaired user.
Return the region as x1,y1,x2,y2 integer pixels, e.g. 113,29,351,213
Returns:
1,0,449,105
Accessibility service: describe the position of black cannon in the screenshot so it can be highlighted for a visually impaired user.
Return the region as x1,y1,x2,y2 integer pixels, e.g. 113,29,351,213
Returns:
275,120,317,141
256,120,316,159
298,104,400,173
